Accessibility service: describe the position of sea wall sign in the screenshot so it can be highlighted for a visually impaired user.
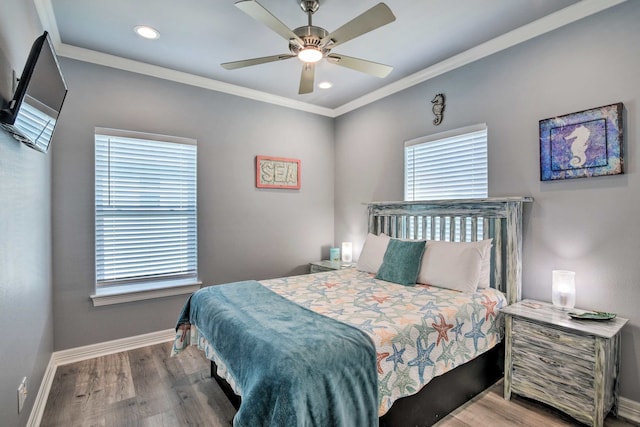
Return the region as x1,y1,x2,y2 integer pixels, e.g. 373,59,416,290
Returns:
539,102,624,181
256,155,301,189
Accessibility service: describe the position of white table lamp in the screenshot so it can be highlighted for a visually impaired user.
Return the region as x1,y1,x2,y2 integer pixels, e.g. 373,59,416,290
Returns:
341,242,353,263
552,270,576,310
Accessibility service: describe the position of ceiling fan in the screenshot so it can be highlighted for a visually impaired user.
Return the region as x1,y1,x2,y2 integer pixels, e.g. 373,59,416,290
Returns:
222,0,396,94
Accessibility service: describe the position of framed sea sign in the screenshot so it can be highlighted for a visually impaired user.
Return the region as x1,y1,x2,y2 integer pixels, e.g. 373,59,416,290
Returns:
539,103,624,181
256,155,301,189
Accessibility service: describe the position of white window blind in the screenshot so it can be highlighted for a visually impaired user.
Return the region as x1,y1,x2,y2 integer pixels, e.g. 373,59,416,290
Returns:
95,129,197,287
405,124,488,201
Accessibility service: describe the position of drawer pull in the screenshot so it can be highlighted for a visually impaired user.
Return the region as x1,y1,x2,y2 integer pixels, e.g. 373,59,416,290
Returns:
538,356,563,368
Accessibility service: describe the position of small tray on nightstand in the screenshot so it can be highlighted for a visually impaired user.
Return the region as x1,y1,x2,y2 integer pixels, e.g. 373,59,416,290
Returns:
568,311,616,321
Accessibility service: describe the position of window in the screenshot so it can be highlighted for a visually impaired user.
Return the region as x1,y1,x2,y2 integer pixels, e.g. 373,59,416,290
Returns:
405,124,488,201
93,128,199,305
404,124,488,240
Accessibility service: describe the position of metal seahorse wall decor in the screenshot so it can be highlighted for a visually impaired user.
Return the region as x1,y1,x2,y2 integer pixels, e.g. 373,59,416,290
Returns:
431,93,445,126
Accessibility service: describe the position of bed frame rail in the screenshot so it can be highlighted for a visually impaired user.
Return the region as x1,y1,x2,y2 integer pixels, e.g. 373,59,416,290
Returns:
367,197,532,304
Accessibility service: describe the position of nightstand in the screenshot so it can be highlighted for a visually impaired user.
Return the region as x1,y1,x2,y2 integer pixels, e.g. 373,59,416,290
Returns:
309,260,354,273
502,299,628,427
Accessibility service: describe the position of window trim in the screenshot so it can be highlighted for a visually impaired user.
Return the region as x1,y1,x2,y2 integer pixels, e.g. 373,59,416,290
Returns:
90,279,202,307
93,127,198,305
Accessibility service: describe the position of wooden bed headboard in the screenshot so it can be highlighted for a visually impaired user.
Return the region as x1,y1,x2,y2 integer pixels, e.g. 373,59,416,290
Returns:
367,197,532,305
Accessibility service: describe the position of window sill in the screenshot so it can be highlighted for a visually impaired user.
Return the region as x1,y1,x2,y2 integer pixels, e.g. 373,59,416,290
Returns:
90,279,202,307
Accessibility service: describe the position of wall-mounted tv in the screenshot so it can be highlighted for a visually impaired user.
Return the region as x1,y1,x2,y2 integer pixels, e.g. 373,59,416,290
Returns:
0,31,67,153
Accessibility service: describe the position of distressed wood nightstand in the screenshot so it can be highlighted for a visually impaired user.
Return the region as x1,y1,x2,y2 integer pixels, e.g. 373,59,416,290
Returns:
309,260,354,273
502,299,628,427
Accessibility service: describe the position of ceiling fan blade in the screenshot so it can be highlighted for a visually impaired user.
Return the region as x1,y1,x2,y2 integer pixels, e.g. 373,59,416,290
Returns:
235,0,304,48
327,53,392,78
221,54,295,70
299,63,315,94
320,3,395,49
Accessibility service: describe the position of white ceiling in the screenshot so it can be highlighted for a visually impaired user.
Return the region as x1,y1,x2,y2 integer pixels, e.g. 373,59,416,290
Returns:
36,0,624,116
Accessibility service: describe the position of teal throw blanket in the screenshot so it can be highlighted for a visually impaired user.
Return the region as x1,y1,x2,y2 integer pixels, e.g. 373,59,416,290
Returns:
176,280,378,427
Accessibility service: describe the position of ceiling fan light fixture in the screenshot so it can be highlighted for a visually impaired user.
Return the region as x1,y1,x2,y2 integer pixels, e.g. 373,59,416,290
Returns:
134,25,160,40
227,1,396,94
298,48,323,63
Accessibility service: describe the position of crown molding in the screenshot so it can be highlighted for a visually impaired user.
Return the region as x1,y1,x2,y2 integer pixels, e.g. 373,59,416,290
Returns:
55,44,336,117
33,0,60,45
34,0,627,118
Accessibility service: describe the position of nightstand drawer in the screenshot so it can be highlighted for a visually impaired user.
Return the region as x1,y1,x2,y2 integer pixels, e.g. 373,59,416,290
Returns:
512,318,595,362
512,346,594,389
511,363,595,423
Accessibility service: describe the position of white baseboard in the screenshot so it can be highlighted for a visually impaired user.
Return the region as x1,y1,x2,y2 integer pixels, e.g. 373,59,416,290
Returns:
53,328,176,366
26,355,56,427
27,329,176,427
619,396,640,425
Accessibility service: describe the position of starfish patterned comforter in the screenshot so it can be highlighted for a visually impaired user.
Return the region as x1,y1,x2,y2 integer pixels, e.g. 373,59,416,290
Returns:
173,267,507,416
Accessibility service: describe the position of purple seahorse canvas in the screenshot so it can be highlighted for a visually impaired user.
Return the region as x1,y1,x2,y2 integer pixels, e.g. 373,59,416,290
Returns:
540,103,623,181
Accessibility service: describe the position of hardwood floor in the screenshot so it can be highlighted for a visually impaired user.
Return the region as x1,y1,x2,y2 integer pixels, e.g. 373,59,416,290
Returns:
42,343,235,427
435,384,634,427
41,342,636,426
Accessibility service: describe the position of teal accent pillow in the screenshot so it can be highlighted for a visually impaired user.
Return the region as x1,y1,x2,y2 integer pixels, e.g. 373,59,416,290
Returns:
375,239,426,285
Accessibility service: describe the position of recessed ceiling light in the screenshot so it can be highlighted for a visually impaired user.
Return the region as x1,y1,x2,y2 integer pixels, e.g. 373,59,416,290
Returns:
318,81,333,89
134,25,160,40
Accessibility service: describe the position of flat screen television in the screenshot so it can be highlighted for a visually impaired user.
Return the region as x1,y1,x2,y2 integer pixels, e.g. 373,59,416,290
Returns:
0,31,68,153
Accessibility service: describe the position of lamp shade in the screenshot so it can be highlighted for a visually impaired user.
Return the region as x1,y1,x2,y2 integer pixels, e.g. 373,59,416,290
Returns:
298,48,322,63
552,270,576,310
341,242,353,263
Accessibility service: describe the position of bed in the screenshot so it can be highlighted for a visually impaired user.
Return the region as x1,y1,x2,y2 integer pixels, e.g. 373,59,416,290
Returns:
172,197,532,426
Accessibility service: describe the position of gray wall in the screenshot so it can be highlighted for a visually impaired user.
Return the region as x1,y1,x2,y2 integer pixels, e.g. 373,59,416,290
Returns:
335,2,640,402
0,1,52,426
51,59,335,350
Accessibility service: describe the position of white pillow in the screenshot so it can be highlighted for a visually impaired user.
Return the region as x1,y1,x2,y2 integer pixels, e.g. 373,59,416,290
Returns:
417,239,492,292
470,239,492,288
432,239,492,288
356,233,391,273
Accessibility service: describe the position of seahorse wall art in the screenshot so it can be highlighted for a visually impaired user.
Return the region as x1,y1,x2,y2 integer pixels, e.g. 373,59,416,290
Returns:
431,93,445,126
565,125,591,168
539,102,624,181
